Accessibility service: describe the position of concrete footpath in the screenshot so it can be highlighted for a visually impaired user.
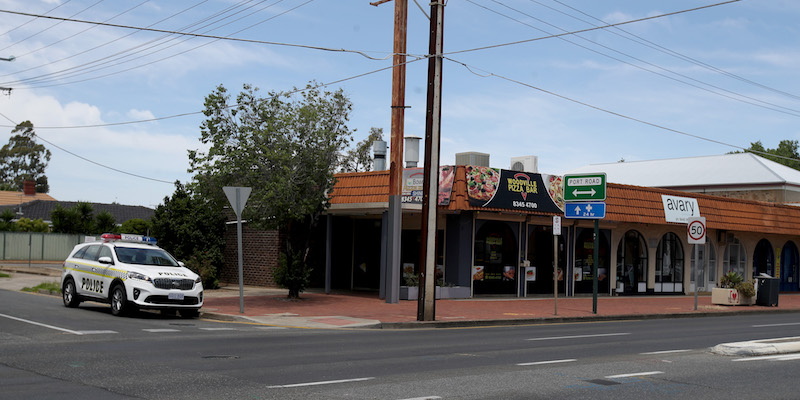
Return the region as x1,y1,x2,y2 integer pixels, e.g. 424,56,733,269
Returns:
2,263,800,355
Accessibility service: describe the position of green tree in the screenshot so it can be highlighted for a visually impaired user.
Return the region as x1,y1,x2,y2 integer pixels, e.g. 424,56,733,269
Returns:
0,209,17,231
189,83,354,298
51,202,97,234
0,121,51,192
120,218,151,235
339,127,384,172
94,211,116,234
733,140,800,170
15,217,49,232
150,182,226,289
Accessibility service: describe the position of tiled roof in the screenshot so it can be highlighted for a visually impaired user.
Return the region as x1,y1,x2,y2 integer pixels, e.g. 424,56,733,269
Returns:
0,191,57,206
331,168,800,235
0,200,154,224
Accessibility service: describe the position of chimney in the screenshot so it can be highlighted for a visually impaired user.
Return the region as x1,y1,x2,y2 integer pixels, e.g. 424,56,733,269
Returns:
372,140,387,171
404,136,422,168
23,180,35,196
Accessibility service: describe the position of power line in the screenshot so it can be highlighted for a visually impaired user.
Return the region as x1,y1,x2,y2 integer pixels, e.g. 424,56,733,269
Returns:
445,0,741,55
445,56,800,164
468,0,800,118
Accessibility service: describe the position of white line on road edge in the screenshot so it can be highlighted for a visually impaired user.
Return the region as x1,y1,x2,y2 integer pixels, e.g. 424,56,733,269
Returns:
733,354,800,362
199,327,238,331
517,359,577,366
527,332,630,341
398,397,442,400
142,329,181,333
605,371,664,379
752,322,800,328
267,377,375,388
0,312,84,335
640,349,692,355
77,330,118,335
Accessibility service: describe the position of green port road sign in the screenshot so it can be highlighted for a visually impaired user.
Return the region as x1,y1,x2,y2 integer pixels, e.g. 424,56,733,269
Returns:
564,173,607,202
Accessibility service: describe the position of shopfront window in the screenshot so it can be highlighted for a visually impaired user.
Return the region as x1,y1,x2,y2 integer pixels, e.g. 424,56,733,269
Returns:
473,220,518,295
574,228,610,294
780,241,799,292
690,242,716,290
616,230,648,294
655,232,684,293
525,225,566,295
752,239,774,279
723,236,747,278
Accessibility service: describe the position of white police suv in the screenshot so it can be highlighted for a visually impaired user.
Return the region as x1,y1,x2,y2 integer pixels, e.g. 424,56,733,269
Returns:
61,234,203,318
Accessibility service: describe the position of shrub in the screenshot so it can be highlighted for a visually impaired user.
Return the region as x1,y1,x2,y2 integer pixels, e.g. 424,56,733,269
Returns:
735,281,756,298
185,254,219,290
273,251,312,298
720,270,743,289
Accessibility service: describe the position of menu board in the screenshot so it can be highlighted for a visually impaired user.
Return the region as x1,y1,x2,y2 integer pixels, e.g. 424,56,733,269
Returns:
465,166,564,213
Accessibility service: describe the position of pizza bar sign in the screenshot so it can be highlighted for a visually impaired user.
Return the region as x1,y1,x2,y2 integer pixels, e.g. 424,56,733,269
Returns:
466,166,564,214
661,194,700,223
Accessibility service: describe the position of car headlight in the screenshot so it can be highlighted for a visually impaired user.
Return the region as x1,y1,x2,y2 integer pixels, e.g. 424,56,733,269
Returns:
127,271,152,282
195,276,202,284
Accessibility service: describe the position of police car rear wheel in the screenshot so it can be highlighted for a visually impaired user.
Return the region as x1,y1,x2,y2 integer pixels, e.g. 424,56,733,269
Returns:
110,284,129,316
62,278,81,308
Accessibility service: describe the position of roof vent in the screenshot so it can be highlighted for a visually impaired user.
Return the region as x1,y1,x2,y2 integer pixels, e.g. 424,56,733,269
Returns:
455,152,490,167
372,140,387,171
404,136,422,168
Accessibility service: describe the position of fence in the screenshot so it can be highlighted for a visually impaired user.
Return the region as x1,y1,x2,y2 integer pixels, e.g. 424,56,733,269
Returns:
1,232,83,261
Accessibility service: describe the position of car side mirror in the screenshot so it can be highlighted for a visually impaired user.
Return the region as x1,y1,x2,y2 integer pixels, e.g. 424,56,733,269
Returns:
99,256,114,265
178,261,185,268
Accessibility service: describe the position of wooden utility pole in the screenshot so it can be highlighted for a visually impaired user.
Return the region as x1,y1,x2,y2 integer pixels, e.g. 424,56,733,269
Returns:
372,0,407,303
418,0,444,322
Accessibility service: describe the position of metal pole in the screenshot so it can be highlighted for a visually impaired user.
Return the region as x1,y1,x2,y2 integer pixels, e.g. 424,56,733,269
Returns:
553,235,558,315
693,244,698,310
236,189,244,314
417,0,444,321
593,219,599,314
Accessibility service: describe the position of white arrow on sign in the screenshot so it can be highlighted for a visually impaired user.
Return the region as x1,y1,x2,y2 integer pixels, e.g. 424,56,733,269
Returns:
573,205,582,213
572,188,596,197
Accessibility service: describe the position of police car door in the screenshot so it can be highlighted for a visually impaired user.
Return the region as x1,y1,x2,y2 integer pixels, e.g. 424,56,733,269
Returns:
77,244,105,298
96,244,115,298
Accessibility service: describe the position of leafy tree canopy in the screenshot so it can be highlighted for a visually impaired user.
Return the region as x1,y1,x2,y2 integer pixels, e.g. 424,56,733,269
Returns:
50,202,99,234
119,218,151,235
189,83,355,297
732,140,800,171
0,121,51,193
339,127,384,173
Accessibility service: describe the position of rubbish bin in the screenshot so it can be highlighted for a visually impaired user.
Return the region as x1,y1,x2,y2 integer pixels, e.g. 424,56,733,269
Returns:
757,277,780,307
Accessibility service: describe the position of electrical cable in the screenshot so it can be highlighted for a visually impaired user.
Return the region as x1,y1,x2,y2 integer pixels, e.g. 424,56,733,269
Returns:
445,56,800,164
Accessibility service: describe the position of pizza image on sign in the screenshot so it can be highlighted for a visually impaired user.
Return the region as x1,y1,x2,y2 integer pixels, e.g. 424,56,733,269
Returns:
466,166,500,203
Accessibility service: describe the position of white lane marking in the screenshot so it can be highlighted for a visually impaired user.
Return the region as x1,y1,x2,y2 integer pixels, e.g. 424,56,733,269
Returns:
0,312,84,335
752,322,800,328
605,371,664,379
77,330,118,335
267,377,374,388
398,397,442,400
255,326,288,330
517,359,577,366
143,329,180,333
527,332,630,341
199,327,238,331
640,349,691,355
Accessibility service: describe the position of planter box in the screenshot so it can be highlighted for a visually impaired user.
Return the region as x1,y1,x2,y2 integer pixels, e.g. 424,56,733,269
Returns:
711,288,754,306
400,286,471,300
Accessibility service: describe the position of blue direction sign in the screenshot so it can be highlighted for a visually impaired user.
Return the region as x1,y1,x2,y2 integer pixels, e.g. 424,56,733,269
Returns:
564,201,606,219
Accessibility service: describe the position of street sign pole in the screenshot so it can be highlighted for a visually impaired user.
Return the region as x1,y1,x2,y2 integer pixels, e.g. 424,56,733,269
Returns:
694,244,700,310
553,216,561,316
687,217,707,311
593,219,599,314
223,186,252,314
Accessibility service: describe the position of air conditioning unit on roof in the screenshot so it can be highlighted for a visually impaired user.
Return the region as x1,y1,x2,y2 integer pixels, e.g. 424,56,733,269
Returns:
510,155,538,173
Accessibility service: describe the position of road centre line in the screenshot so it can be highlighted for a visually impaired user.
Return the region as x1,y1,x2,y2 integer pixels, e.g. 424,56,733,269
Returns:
77,330,118,335
397,397,442,400
517,359,577,366
640,349,692,355
605,371,664,379
527,332,630,341
199,327,238,331
0,312,84,335
267,377,374,388
752,322,800,328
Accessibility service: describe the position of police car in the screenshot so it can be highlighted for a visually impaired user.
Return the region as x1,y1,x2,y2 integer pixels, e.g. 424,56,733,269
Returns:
61,233,203,318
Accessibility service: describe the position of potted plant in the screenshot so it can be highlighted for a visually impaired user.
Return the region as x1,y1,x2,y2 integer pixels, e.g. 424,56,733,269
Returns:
711,271,755,305
399,276,470,300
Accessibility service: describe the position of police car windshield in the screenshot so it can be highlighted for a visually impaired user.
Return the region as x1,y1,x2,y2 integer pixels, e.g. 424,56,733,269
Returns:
115,247,179,267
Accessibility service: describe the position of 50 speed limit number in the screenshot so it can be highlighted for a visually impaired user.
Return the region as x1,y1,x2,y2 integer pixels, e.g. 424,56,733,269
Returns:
687,217,706,244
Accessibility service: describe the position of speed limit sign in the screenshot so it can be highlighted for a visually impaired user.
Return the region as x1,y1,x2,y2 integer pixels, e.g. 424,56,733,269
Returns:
687,217,706,244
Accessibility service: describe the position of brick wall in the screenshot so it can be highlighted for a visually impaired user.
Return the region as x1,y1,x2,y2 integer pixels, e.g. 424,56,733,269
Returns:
222,224,282,287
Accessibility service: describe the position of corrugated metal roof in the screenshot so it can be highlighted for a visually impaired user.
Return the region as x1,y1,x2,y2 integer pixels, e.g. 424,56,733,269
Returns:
567,153,800,188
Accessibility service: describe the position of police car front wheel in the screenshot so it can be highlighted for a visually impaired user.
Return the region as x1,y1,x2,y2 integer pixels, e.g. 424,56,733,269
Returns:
110,284,130,316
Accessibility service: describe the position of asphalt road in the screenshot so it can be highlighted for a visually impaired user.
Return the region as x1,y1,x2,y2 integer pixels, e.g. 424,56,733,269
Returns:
2,289,800,399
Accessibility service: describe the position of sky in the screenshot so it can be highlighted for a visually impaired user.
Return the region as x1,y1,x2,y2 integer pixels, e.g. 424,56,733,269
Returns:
0,0,799,208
